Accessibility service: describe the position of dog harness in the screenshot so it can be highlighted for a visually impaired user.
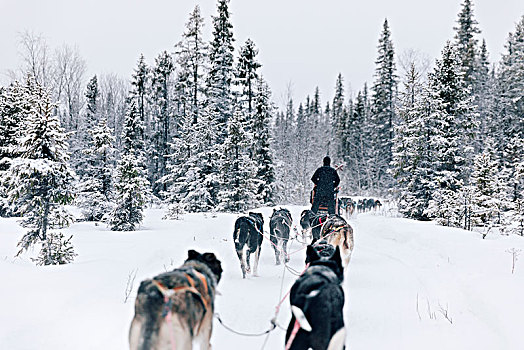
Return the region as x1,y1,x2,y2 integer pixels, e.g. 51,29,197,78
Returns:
152,270,210,312
151,270,211,350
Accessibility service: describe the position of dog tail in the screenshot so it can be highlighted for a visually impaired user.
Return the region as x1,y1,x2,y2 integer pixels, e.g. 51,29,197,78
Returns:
291,306,312,332
234,227,241,245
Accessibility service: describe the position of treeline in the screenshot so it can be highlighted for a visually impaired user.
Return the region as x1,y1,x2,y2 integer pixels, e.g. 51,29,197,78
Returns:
274,0,523,235
1,0,523,265
0,0,275,264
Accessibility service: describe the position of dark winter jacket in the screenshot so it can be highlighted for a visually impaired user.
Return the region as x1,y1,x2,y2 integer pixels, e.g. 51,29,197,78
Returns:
311,166,340,196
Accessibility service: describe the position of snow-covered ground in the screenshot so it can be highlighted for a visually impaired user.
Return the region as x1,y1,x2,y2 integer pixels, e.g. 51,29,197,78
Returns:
1,206,524,349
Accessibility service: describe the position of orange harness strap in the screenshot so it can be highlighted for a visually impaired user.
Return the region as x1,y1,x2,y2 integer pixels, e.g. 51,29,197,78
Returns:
152,272,210,311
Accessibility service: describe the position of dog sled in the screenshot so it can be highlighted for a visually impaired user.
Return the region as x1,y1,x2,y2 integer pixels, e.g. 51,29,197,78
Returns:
310,185,340,215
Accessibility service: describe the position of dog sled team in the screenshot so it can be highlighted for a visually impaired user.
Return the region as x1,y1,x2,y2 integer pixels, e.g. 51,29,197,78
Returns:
129,157,360,349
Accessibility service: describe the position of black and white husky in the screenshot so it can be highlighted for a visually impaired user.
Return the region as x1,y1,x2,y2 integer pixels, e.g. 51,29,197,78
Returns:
233,212,264,278
129,250,223,350
299,209,314,239
269,208,293,265
285,245,346,350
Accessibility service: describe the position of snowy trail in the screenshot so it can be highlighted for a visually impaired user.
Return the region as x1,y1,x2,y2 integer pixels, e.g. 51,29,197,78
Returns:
348,213,524,350
1,207,524,349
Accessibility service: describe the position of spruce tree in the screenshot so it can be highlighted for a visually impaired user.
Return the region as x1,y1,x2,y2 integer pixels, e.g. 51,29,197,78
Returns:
496,16,524,211
391,63,433,219
71,75,101,178
236,39,261,114
370,19,398,192
206,0,235,142
252,78,275,205
131,54,149,127
453,0,481,86
85,75,100,130
0,82,28,216
164,95,219,213
175,5,207,125
191,0,235,210
469,141,505,229
2,77,76,265
272,96,296,203
217,105,258,212
474,40,496,150
453,0,486,155
425,42,477,227
76,117,115,221
109,99,150,231
167,7,208,214
163,100,211,214
346,90,367,193
150,51,174,196
332,73,346,161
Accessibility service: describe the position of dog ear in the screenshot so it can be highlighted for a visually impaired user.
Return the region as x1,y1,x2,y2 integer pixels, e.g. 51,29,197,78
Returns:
311,237,318,246
306,245,320,263
202,252,216,262
187,249,200,260
203,253,223,283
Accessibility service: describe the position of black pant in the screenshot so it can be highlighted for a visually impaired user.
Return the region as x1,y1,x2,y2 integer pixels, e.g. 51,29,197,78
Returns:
311,193,336,215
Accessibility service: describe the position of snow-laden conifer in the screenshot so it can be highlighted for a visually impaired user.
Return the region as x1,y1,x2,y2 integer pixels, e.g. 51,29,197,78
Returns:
495,17,524,219
370,18,398,192
469,144,505,228
251,78,275,205
217,105,258,212
109,99,150,231
453,0,481,86
425,42,477,226
0,81,28,216
76,117,115,221
236,39,261,114
2,77,76,265
392,63,433,219
149,51,174,196
175,5,208,126
206,0,235,142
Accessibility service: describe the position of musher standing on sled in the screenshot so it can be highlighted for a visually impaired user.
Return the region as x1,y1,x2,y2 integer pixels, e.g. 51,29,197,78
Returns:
311,156,340,215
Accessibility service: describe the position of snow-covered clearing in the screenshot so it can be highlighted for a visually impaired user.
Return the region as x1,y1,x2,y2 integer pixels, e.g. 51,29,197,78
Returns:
1,206,523,349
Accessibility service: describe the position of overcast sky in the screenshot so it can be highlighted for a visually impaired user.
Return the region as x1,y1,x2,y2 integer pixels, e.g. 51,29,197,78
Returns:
1,0,522,107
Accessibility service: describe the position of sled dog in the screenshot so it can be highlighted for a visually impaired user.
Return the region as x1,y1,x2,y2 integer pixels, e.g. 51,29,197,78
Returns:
233,212,264,278
308,238,336,262
319,214,354,269
269,208,293,265
285,245,346,350
129,249,223,350
310,212,329,241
